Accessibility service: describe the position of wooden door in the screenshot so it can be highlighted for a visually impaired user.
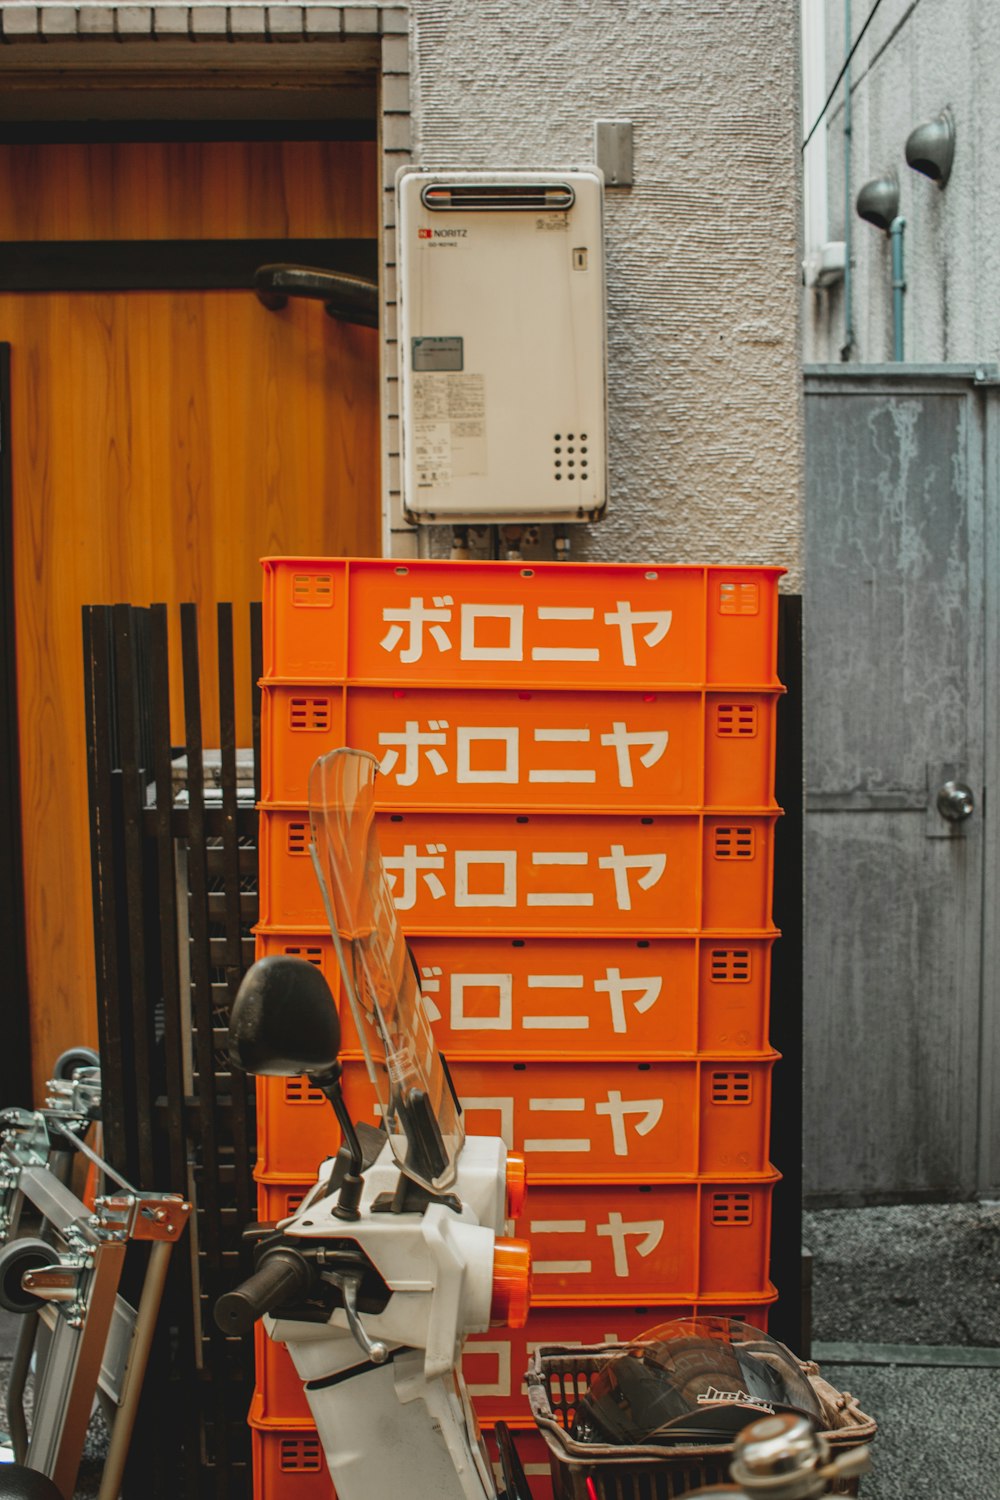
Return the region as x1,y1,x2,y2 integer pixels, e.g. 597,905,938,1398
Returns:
0,141,380,1095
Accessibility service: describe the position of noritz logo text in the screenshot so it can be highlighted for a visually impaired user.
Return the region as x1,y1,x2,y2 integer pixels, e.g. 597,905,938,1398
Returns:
418,228,468,239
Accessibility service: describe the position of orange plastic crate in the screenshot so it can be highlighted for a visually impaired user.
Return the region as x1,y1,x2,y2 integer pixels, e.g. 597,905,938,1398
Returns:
261,683,780,814
251,1423,333,1500
701,816,778,931
483,1424,555,1500
518,1178,777,1303
258,809,778,936
442,1056,777,1180
255,1076,343,1180
254,1053,776,1182
250,1291,777,1431
249,1412,549,1500
262,558,783,690
464,1297,776,1427
254,1171,777,1304
255,1176,315,1224
254,1323,313,1427
253,931,775,1057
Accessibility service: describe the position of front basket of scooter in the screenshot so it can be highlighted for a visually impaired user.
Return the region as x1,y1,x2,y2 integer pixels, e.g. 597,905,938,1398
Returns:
526,1344,877,1500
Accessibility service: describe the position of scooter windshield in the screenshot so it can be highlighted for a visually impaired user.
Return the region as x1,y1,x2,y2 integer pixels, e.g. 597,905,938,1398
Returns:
308,747,464,1193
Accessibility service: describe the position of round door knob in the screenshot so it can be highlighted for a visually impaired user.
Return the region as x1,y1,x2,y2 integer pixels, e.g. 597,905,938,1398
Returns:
937,780,975,822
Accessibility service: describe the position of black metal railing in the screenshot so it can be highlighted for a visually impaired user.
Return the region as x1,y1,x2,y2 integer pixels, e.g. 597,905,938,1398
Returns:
83,600,262,1500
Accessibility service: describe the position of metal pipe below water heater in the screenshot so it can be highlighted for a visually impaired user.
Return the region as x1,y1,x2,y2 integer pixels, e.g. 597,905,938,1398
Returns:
889,216,906,361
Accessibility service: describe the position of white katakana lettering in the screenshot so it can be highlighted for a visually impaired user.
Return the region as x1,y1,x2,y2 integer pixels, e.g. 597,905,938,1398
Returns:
529,727,596,784
600,722,670,788
531,607,600,662
456,726,519,784
418,965,443,1024
460,604,524,662
450,973,513,1031
464,1095,514,1145
455,850,518,907
523,973,588,1030
593,969,662,1033
384,843,447,909
594,1091,664,1156
526,851,593,907
524,1097,591,1154
378,720,450,785
604,601,673,666
598,845,667,910
380,595,454,663
595,1212,664,1277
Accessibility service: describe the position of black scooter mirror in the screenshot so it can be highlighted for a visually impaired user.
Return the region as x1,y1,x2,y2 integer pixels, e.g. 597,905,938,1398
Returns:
229,956,341,1077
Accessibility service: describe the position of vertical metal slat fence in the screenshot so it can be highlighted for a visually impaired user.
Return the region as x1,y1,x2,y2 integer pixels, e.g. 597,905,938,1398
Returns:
83,600,261,1500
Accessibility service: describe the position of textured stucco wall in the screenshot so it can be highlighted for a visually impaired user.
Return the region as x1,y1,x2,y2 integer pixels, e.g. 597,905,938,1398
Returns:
805,0,1000,365
408,0,804,585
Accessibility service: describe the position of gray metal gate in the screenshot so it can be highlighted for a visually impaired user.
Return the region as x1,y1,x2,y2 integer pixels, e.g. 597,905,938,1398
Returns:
803,364,1000,1203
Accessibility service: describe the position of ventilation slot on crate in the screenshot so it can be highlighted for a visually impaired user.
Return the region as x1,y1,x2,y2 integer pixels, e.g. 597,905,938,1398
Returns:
283,1191,307,1216
712,1191,753,1226
284,1078,326,1106
291,572,334,607
279,1436,322,1473
711,1071,752,1105
716,703,758,737
710,948,752,983
719,581,760,616
286,822,309,856
289,697,332,732
283,945,324,970
714,826,755,860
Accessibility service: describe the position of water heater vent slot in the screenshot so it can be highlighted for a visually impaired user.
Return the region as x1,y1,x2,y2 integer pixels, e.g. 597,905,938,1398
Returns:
422,182,575,212
553,433,589,483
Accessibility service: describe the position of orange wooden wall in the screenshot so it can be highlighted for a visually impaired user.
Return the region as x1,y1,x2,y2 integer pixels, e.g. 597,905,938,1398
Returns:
1,140,380,1096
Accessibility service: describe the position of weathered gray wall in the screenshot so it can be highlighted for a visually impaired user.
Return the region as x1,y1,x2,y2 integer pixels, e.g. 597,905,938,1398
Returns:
408,0,804,584
805,0,1000,365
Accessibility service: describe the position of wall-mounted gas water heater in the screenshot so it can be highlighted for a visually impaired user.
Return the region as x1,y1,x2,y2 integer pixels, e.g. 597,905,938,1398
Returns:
396,167,607,527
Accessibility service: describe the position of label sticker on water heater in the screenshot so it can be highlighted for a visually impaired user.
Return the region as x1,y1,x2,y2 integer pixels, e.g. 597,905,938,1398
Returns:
412,336,464,372
413,372,487,486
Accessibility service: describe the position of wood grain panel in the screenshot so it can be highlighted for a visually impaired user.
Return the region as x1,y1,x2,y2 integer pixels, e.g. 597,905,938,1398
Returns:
0,140,376,240
2,139,379,1097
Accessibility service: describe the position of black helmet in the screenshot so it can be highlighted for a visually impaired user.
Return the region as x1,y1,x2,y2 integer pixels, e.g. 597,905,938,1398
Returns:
571,1318,823,1447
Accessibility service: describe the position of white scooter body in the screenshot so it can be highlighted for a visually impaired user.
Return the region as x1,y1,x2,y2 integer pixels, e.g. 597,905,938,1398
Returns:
223,750,529,1500
268,1135,511,1500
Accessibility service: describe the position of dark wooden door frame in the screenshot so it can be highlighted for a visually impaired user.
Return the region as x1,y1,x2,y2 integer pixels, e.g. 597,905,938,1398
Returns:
0,343,32,1106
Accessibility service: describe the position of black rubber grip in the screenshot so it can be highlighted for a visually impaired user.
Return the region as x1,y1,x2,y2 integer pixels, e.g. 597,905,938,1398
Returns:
213,1250,311,1336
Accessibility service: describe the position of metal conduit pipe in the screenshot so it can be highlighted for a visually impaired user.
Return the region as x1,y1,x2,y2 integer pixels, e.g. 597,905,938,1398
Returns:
841,0,855,360
889,216,906,361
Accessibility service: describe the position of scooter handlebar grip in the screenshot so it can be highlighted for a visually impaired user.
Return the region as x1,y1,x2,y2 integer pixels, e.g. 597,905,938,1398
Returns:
214,1249,311,1336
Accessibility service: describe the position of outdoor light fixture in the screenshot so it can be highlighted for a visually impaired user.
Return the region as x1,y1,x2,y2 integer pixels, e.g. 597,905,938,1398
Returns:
855,173,899,231
855,173,906,362
905,108,955,187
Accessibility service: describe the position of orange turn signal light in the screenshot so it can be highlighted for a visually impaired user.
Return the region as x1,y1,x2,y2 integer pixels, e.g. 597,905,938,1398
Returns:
490,1238,532,1329
505,1152,527,1220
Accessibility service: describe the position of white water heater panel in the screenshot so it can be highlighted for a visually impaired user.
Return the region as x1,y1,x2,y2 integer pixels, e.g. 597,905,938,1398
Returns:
396,167,607,526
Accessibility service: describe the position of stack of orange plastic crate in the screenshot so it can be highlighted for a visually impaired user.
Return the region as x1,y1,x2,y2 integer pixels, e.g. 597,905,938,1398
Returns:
251,557,785,1500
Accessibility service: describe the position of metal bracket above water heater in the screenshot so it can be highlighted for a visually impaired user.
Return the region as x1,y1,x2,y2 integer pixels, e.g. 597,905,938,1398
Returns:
594,121,634,187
